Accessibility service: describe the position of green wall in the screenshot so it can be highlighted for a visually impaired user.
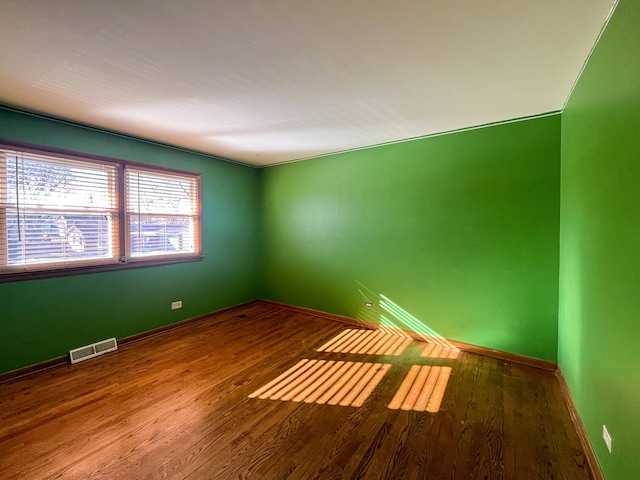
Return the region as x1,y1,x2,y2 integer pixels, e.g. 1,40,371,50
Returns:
0,108,262,374
559,0,640,478
262,115,561,361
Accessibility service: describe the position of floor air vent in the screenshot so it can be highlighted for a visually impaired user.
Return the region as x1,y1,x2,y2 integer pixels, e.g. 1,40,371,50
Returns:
69,338,118,364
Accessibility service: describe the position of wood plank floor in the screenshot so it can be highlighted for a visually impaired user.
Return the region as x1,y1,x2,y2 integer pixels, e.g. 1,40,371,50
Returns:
0,303,593,480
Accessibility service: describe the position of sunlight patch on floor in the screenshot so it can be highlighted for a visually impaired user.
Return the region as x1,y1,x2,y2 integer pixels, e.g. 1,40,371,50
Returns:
388,366,452,413
421,343,460,359
317,329,411,356
249,359,390,407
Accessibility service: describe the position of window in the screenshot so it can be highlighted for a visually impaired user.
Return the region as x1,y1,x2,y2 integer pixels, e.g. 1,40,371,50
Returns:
0,142,202,280
125,167,200,259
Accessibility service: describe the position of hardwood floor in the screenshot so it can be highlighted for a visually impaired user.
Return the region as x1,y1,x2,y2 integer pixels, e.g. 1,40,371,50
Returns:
0,303,593,479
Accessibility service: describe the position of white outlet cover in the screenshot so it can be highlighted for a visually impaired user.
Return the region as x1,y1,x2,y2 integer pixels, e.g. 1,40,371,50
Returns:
602,425,612,453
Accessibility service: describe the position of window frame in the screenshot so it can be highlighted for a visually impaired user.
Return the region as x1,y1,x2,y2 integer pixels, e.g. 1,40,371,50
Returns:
0,139,203,283
124,165,202,263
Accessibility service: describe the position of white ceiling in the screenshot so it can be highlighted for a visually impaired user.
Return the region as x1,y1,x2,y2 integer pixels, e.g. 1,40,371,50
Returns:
0,0,617,167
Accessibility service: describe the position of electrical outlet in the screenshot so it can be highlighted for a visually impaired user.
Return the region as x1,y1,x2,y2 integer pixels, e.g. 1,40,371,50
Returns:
602,425,612,453
171,300,183,310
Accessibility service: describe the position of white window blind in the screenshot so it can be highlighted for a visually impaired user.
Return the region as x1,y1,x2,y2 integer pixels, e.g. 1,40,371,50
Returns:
125,166,201,260
0,149,119,273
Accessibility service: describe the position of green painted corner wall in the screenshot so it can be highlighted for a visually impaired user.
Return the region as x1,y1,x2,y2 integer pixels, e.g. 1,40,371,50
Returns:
262,115,561,361
559,0,640,478
0,108,262,374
